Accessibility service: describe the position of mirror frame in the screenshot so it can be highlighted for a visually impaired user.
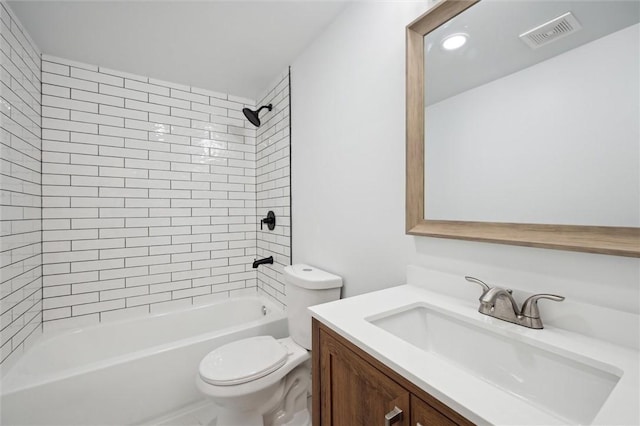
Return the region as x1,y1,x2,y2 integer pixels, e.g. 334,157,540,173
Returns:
406,0,640,257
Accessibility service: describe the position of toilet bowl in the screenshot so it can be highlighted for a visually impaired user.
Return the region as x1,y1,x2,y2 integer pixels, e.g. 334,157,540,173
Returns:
197,336,310,426
196,264,342,426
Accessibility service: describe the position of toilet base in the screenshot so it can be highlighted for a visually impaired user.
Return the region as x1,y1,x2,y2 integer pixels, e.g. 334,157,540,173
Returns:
212,365,310,426
264,366,310,426
280,408,311,426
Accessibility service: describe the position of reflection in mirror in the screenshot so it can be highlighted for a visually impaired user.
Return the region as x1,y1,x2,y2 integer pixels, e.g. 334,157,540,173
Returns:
423,1,639,227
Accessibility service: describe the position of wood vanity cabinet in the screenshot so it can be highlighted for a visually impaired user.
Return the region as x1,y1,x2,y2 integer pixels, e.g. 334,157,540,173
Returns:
312,318,473,426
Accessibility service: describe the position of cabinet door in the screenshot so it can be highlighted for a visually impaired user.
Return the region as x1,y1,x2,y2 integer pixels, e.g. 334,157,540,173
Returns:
319,328,410,426
411,395,457,426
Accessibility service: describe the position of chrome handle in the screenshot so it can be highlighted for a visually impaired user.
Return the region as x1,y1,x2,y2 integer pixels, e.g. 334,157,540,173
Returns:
384,406,403,426
529,294,565,302
465,276,490,292
521,293,565,318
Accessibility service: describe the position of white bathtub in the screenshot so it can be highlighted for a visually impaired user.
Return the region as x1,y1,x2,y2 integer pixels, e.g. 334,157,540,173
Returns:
0,296,287,425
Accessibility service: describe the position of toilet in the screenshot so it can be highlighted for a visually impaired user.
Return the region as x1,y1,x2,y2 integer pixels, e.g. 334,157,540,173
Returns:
196,264,343,426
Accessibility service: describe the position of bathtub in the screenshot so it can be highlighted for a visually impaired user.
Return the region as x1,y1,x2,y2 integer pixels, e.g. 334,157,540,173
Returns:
1,296,287,425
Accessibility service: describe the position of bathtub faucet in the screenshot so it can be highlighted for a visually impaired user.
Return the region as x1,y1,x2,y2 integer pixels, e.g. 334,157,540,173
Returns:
252,256,274,268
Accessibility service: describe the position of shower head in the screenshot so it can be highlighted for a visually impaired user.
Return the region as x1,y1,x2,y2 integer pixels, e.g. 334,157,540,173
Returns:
242,104,272,127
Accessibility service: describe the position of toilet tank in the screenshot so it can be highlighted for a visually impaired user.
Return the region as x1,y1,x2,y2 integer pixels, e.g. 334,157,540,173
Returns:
284,264,342,350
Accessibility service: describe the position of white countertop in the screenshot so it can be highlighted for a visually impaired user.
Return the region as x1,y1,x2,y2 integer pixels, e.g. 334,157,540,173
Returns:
309,284,639,425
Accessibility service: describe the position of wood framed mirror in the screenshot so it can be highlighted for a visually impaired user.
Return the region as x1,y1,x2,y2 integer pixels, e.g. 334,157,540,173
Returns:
406,0,640,257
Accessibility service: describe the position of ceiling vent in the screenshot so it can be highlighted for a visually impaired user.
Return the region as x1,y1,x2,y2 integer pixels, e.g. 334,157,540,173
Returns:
519,12,582,49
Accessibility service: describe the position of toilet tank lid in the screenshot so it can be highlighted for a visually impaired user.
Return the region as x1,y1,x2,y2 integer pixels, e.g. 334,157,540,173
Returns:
284,264,343,290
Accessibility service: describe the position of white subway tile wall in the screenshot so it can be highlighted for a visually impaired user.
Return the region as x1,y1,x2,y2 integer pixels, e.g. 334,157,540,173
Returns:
40,55,266,331
0,2,43,368
256,70,291,309
0,0,293,358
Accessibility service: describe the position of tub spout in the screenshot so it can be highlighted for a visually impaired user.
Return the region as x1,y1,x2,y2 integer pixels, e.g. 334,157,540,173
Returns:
252,256,273,268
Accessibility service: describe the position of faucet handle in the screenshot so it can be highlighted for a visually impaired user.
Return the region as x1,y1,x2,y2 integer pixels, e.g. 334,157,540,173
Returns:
520,294,565,318
465,276,491,293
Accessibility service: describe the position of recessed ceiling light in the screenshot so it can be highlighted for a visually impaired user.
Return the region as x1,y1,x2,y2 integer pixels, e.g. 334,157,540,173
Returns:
441,33,468,50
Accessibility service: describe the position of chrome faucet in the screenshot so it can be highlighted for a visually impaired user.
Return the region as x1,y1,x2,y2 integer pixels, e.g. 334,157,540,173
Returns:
465,276,564,329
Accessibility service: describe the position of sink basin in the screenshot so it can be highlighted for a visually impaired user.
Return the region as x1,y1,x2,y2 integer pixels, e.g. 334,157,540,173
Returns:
368,304,621,424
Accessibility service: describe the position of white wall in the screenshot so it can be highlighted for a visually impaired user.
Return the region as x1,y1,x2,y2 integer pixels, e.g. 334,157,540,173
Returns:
0,1,42,369
291,2,428,298
426,23,640,226
291,1,640,315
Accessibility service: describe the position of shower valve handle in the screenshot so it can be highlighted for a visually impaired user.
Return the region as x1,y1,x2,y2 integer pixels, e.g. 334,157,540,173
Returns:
260,211,276,231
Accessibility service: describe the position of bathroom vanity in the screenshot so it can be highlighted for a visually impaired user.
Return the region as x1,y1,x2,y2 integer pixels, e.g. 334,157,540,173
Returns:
309,272,640,426
312,318,472,425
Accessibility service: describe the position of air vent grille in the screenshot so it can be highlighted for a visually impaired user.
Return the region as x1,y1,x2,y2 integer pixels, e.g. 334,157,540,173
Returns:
519,12,582,49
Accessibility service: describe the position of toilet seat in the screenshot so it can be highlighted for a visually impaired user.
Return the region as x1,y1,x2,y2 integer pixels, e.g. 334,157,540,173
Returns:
199,336,288,386
197,336,310,399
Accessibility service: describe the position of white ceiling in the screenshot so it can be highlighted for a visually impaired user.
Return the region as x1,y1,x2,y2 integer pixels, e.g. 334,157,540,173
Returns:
8,0,350,101
425,0,640,105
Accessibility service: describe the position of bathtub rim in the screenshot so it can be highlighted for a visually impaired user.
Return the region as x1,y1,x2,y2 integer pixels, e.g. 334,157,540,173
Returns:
1,295,286,395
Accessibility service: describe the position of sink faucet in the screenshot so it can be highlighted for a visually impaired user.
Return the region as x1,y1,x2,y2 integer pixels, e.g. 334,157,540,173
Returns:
465,276,564,329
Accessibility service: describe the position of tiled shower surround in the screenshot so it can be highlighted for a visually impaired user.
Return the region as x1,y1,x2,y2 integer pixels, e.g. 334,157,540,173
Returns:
0,0,292,366
0,3,42,365
255,70,291,309
40,56,291,330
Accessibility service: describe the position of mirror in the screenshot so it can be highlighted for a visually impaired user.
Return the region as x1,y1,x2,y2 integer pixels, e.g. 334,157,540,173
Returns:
406,0,640,257
424,1,639,226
